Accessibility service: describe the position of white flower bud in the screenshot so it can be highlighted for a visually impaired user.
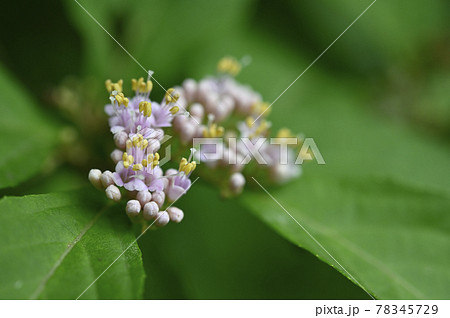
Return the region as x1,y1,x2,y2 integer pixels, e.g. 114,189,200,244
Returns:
180,120,197,145
214,96,235,121
182,78,197,102
143,201,159,221
213,103,230,122
105,185,121,202
152,191,165,208
110,149,123,164
232,87,261,114
88,169,103,189
270,164,301,184
197,79,213,105
126,200,141,217
114,131,128,149
147,138,161,153
167,207,184,223
101,170,114,188
136,190,152,207
161,177,169,191
221,95,235,112
189,103,204,121
165,168,178,177
229,172,246,194
204,92,219,114
149,128,164,142
155,211,170,227
173,115,188,133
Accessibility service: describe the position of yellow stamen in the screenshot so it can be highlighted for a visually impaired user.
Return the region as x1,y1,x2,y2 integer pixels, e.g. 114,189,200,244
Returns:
217,57,241,76
152,152,160,168
203,124,225,138
132,164,143,171
132,77,153,94
141,139,148,149
139,101,152,117
245,117,254,128
178,157,196,175
105,79,123,93
179,158,187,172
276,128,293,139
170,106,179,115
113,92,129,107
146,152,160,169
251,101,271,116
165,88,179,104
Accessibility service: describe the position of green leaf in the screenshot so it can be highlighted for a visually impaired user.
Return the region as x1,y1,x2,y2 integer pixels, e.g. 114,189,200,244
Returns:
187,28,450,299
63,0,126,79
242,175,450,299
64,0,253,82
140,182,369,299
0,189,145,299
0,65,59,189
63,0,450,300
287,0,449,73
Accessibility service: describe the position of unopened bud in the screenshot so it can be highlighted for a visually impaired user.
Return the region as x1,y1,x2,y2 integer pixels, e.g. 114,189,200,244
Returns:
126,200,141,217
110,149,123,163
105,185,121,202
270,164,301,184
173,115,188,133
180,121,197,145
147,139,161,153
189,103,204,121
204,92,219,113
114,131,128,149
136,190,152,207
153,129,165,141
229,172,245,195
155,211,170,227
182,78,197,102
165,168,178,177
167,207,184,223
88,169,103,189
152,191,165,208
143,201,159,220
101,170,114,188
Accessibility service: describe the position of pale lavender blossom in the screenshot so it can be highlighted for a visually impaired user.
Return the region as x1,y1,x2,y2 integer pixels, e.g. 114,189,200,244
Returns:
165,173,192,202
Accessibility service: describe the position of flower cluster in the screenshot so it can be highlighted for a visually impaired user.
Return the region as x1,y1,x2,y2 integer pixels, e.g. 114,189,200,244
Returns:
89,74,196,227
169,57,302,196
89,57,302,228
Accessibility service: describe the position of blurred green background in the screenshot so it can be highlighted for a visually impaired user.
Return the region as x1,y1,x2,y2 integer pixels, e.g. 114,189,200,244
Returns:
0,0,449,299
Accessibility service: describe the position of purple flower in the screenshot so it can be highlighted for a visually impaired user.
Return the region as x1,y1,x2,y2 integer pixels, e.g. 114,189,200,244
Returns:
145,167,165,192
105,96,155,135
113,161,147,191
149,102,173,128
165,173,192,202
113,161,165,192
112,133,166,192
